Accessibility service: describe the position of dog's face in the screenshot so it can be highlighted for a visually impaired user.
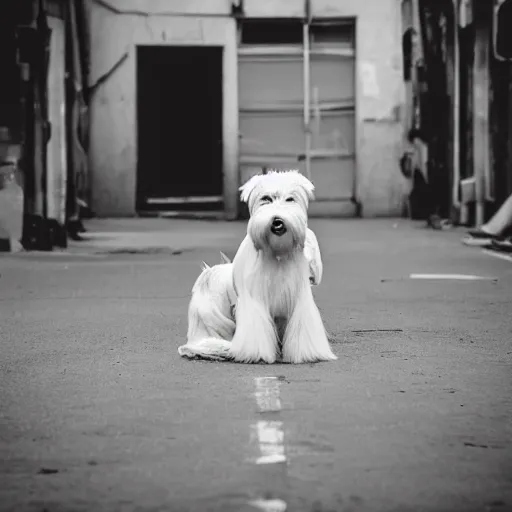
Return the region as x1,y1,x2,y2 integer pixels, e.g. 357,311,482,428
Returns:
240,170,315,257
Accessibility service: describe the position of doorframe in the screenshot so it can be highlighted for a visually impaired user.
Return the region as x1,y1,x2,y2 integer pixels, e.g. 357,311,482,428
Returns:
305,17,358,209
134,42,238,217
135,44,224,213
46,15,67,227
236,17,360,211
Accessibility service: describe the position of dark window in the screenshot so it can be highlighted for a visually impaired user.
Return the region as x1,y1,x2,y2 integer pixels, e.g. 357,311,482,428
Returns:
496,0,512,60
310,21,354,46
402,27,417,81
241,19,303,45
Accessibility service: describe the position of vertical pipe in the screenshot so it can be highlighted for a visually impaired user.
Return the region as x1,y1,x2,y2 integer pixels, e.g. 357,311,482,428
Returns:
452,0,461,213
352,17,360,215
303,9,311,180
508,63,512,198
472,1,490,227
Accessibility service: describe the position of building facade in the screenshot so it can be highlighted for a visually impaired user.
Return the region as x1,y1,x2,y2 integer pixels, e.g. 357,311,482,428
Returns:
0,0,90,251
400,0,512,227
87,0,406,219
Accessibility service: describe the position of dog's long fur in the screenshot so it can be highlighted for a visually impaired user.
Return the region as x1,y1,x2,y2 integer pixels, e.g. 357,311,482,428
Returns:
180,170,337,364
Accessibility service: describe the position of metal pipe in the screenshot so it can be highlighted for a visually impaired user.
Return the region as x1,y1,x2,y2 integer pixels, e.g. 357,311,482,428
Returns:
473,4,489,227
452,0,461,212
303,18,311,180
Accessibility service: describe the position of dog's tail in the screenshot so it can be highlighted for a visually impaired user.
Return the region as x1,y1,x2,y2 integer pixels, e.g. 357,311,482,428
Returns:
200,252,230,271
220,251,231,264
189,265,236,340
187,287,235,342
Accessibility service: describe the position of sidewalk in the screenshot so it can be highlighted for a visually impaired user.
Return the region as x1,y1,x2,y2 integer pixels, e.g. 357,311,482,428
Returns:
56,218,246,256
5,215,511,262
3,216,512,270
72,217,512,263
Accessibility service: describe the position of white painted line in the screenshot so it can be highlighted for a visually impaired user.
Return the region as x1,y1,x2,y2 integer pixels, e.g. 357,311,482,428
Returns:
249,498,287,512
252,377,287,465
254,377,282,413
410,273,496,281
482,249,512,263
253,420,286,465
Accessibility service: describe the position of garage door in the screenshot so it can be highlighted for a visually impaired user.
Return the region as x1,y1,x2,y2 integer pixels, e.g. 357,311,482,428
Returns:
238,19,356,216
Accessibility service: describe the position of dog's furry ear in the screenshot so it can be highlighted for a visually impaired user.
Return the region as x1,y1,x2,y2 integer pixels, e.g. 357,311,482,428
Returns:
239,174,265,203
200,261,211,271
292,171,315,200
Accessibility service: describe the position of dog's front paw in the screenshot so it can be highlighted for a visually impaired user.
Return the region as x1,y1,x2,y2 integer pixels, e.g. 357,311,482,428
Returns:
282,345,337,364
228,343,277,364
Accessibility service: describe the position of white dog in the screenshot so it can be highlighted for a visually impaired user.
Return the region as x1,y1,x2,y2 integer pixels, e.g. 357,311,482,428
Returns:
178,170,337,364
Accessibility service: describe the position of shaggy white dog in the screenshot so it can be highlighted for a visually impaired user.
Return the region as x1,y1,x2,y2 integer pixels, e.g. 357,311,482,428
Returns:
178,170,337,364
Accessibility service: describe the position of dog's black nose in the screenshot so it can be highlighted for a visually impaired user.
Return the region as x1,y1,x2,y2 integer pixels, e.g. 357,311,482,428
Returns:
270,217,287,236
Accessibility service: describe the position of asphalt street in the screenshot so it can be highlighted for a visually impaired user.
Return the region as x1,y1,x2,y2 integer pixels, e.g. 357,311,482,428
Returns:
1,218,511,512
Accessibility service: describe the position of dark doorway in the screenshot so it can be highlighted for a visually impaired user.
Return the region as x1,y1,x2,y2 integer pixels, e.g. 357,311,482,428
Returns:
136,46,223,212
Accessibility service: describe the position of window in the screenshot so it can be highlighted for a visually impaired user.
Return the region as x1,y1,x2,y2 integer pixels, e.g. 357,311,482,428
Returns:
402,27,417,81
495,0,512,60
310,21,354,47
240,19,303,45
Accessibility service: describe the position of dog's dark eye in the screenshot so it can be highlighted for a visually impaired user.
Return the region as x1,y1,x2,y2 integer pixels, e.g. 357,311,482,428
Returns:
285,197,295,202
261,195,272,203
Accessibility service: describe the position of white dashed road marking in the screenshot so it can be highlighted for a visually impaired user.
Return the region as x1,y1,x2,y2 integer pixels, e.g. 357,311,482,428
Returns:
250,377,288,510
409,273,497,281
249,498,287,512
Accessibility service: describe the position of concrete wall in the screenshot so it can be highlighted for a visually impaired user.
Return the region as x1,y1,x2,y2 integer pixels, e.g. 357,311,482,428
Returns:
89,0,405,217
242,0,406,216
0,142,23,250
313,0,406,217
88,0,238,217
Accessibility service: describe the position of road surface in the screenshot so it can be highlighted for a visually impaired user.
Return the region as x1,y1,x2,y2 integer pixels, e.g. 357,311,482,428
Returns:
1,219,511,512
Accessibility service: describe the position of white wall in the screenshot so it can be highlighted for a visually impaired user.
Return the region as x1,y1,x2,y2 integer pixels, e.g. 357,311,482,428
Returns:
89,0,405,217
88,0,238,216
234,0,406,216
315,0,406,216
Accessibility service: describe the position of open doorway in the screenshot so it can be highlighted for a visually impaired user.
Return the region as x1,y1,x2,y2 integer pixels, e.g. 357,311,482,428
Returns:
136,46,223,212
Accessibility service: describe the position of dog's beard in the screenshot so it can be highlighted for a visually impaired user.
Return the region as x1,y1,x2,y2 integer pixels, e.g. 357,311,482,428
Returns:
245,251,307,318
248,205,307,258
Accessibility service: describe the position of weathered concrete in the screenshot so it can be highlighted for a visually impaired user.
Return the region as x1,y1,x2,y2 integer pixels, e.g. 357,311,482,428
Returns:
1,219,511,512
88,0,239,218
88,0,406,218
0,144,23,250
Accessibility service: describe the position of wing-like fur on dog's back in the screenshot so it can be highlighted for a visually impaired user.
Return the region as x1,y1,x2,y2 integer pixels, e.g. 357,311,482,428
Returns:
179,262,237,360
189,263,235,336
